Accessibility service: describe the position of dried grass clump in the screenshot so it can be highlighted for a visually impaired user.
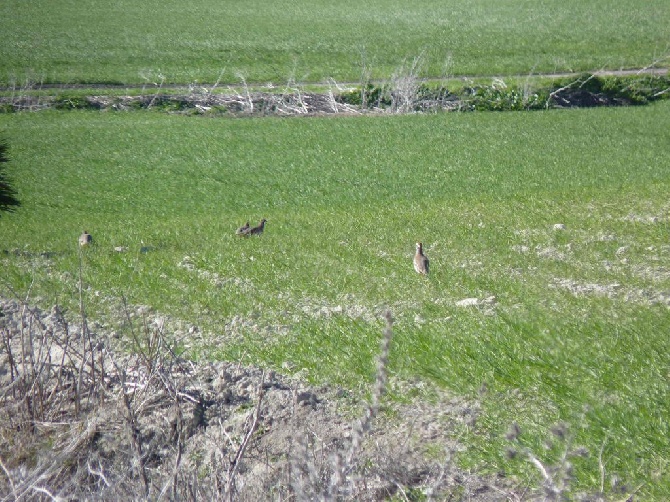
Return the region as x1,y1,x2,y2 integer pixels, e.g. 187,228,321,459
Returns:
3,296,502,501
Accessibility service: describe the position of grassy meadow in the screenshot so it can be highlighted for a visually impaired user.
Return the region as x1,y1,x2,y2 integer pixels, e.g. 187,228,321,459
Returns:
2,0,670,496
1,0,669,85
1,103,669,496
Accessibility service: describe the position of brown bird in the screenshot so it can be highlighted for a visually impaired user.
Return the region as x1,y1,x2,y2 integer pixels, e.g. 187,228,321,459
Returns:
79,230,93,247
248,219,267,236
413,242,429,275
236,221,250,236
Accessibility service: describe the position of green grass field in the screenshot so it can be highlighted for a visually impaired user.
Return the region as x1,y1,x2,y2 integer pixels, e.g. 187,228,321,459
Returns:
2,0,670,495
1,103,669,497
1,0,669,85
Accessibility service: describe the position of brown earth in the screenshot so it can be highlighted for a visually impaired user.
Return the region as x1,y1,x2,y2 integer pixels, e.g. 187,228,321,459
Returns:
1,296,528,501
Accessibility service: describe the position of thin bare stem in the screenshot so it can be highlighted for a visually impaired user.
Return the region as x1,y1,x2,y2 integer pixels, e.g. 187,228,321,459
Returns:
327,311,394,500
0,454,16,497
598,436,608,494
224,370,266,500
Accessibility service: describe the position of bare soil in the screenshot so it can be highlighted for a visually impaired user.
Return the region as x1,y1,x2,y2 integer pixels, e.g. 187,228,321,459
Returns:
0,296,523,501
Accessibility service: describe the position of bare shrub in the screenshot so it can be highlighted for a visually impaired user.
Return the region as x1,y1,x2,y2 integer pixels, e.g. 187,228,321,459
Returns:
2,293,507,501
389,54,425,114
504,415,636,502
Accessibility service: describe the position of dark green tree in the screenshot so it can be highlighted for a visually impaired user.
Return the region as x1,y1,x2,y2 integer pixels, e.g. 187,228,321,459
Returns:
0,138,20,215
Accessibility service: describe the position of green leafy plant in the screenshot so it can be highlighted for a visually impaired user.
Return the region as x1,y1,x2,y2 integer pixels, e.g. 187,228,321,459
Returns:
53,93,95,110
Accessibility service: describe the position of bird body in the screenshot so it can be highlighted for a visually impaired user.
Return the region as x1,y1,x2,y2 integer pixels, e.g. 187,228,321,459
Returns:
414,242,429,275
248,219,267,236
236,222,250,236
79,231,93,247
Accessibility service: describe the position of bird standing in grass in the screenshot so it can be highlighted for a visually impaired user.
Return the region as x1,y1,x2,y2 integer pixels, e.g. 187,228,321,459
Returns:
79,231,93,247
248,219,267,236
236,221,250,236
414,242,429,275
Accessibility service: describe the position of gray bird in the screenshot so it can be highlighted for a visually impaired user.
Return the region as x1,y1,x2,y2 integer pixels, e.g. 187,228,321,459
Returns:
236,221,250,236
248,219,267,236
79,231,93,247
413,242,429,275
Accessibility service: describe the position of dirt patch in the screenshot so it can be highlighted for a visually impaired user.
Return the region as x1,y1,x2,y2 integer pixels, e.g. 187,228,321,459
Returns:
0,296,523,501
550,277,670,307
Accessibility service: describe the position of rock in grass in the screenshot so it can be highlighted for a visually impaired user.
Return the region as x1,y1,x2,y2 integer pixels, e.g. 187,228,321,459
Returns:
456,296,497,307
456,298,480,307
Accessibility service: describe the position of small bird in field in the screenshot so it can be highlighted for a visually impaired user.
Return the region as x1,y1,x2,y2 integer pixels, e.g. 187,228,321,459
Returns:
79,231,93,247
413,242,429,275
248,219,267,236
236,221,250,236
